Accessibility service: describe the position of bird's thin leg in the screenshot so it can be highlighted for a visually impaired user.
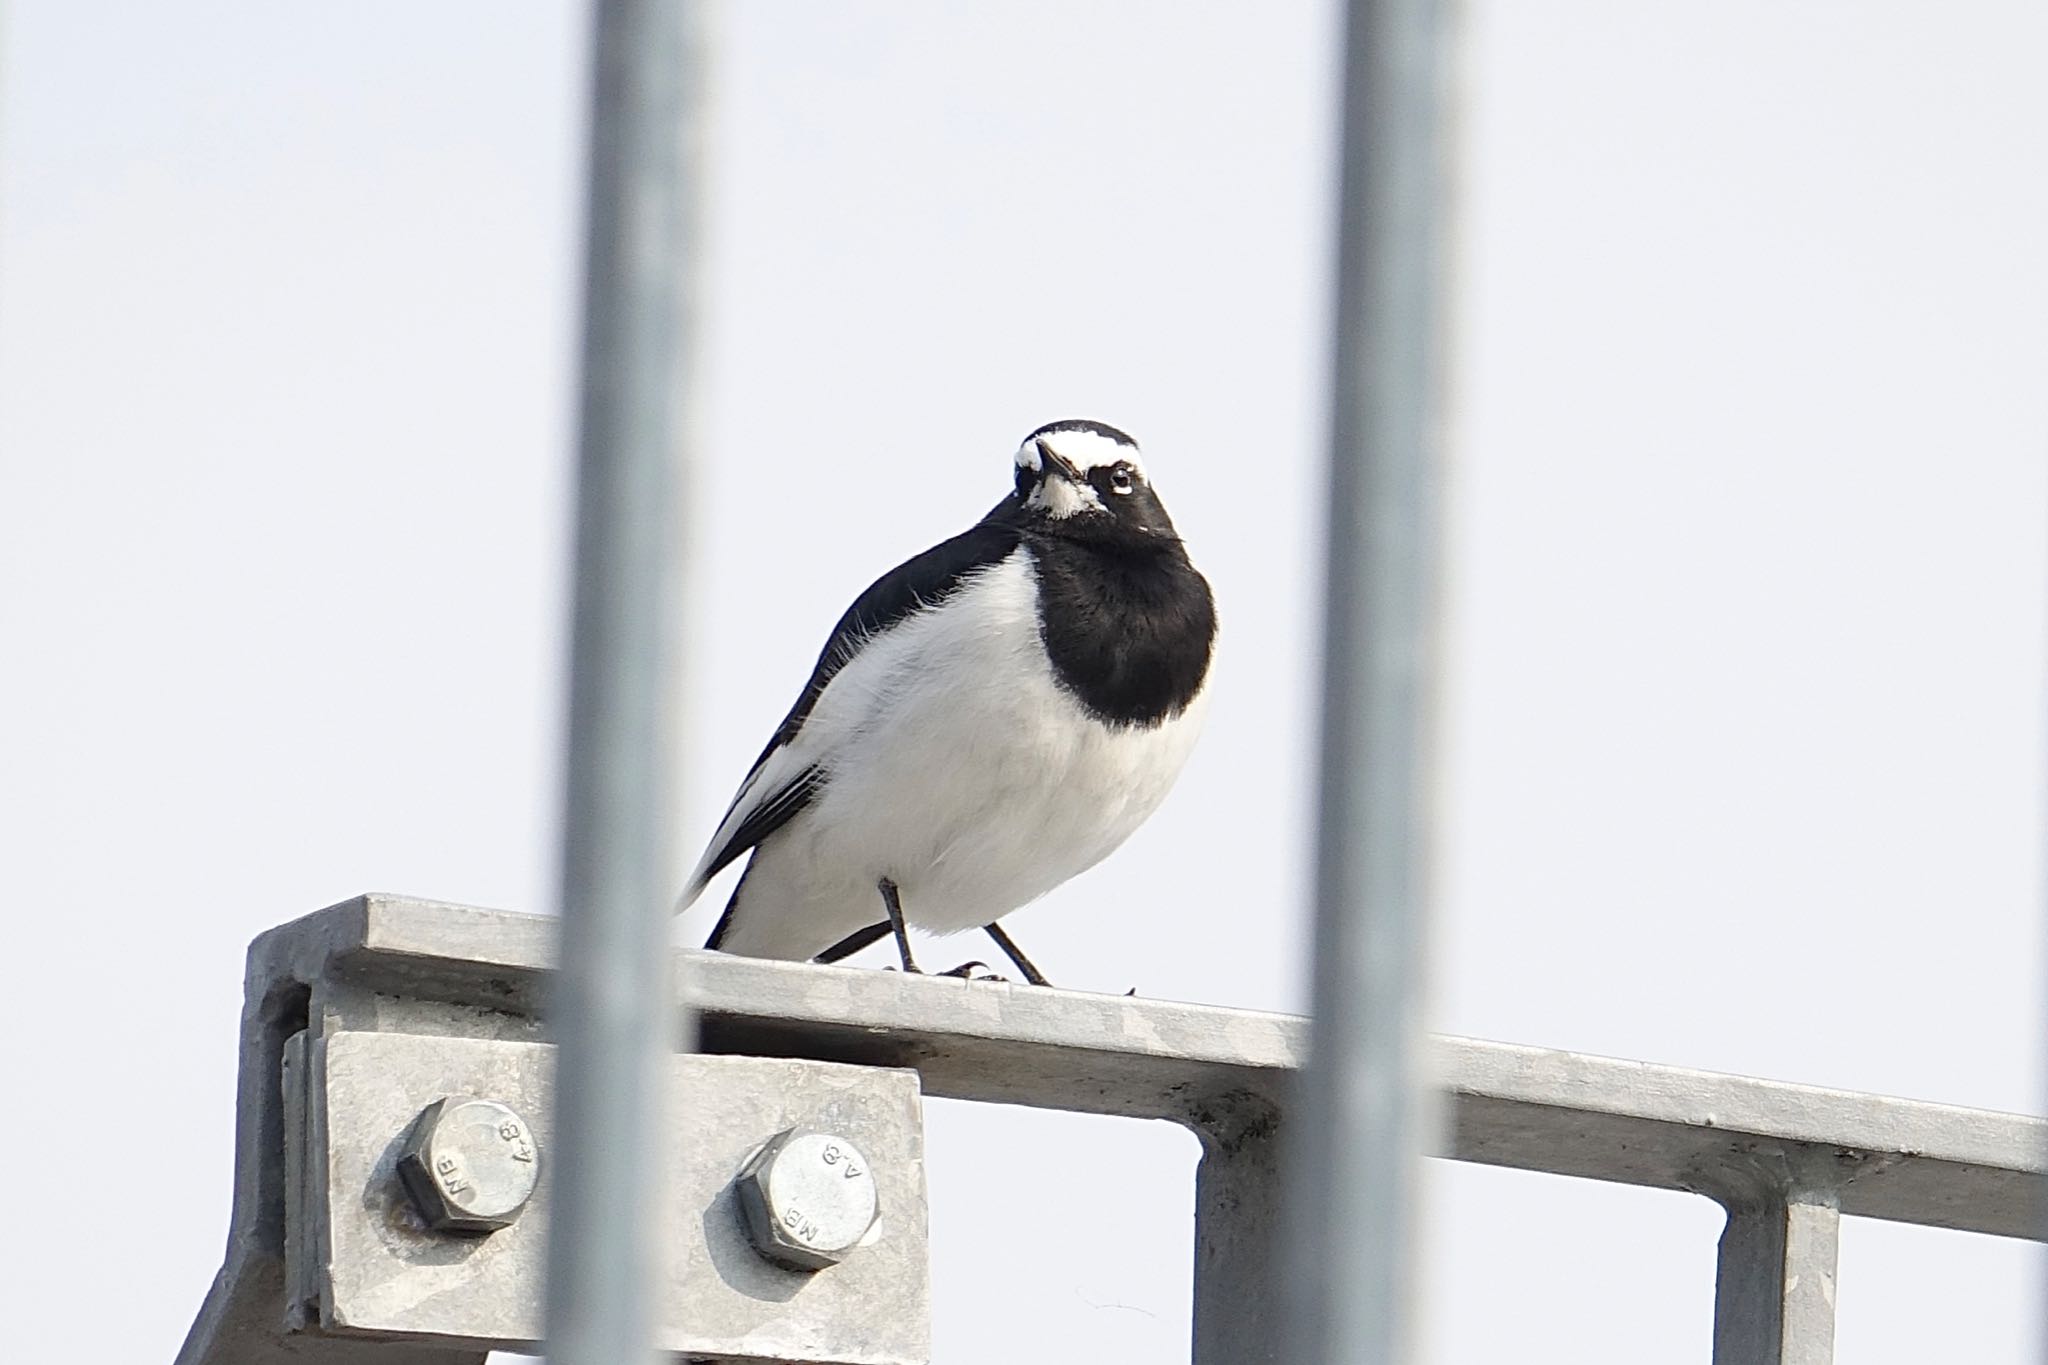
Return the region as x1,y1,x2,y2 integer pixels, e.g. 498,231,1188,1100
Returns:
878,877,920,973
816,922,890,964
983,921,1052,987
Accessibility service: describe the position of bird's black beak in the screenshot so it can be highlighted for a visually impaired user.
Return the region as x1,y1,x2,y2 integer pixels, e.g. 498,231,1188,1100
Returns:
1034,439,1082,483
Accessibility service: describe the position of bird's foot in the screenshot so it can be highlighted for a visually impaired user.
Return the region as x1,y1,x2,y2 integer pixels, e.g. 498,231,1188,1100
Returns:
938,960,1008,982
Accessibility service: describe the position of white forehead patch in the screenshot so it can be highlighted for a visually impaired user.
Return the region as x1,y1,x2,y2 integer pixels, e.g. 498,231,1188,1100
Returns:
1013,425,1148,480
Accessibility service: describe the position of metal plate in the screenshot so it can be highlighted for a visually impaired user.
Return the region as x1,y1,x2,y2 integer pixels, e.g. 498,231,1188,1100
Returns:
305,1031,928,1364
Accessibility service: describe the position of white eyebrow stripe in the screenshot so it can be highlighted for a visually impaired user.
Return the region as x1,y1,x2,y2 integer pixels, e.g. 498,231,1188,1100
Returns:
1013,427,1147,479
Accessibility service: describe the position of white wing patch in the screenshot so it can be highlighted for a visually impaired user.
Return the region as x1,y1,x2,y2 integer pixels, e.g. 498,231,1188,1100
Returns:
678,737,814,904
676,573,983,908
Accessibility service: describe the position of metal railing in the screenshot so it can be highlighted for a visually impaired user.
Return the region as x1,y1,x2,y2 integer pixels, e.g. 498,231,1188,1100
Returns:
174,894,2048,1365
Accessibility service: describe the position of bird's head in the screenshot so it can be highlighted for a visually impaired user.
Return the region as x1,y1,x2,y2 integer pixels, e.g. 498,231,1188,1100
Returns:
1010,419,1180,542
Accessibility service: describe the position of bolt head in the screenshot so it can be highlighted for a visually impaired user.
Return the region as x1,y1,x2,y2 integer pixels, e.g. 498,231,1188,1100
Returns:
734,1128,881,1271
396,1096,541,1235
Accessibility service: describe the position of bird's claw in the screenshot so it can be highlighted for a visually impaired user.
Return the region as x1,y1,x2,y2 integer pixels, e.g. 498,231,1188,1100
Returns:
939,960,1008,982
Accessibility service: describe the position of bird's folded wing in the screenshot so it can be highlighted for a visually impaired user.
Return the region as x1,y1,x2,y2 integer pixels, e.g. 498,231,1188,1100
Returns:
676,515,1027,911
678,740,825,906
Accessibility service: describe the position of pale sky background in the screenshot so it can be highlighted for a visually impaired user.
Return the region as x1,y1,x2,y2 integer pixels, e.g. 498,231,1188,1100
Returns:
2,3,2045,1362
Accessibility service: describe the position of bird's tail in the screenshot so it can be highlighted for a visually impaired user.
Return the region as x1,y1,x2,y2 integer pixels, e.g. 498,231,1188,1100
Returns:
698,864,888,962
671,851,735,957
702,900,737,950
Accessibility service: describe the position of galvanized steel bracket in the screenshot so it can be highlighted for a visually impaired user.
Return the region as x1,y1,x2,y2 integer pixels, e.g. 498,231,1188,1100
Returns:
297,1033,927,1361
177,895,932,1365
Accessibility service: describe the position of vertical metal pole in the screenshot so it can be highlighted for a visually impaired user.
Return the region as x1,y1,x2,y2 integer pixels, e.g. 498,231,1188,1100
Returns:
1712,1194,1841,1365
546,4,703,1364
1283,1,1449,1363
1193,1123,1288,1365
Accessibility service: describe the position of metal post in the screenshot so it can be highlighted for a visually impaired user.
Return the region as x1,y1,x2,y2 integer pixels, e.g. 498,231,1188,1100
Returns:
1193,1122,1288,1365
546,4,703,1364
1712,1194,1841,1365
1283,1,1450,1363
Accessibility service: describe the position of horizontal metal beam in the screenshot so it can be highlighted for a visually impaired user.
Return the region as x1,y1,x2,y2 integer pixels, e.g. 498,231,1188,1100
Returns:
286,895,2048,1241
185,894,2048,1362
1440,1036,2047,1240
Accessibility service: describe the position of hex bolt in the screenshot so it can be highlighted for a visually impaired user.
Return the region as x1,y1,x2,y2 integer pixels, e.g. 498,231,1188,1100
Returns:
396,1096,541,1235
733,1128,881,1271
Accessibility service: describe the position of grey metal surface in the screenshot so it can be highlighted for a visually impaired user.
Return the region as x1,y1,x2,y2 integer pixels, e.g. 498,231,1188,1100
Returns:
1191,1114,1286,1365
734,1129,884,1271
283,1030,322,1329
300,897,2048,1237
181,896,2048,1364
175,905,491,1365
308,1031,928,1363
549,0,705,1361
1288,0,1453,1359
1713,1195,1841,1365
395,1097,542,1234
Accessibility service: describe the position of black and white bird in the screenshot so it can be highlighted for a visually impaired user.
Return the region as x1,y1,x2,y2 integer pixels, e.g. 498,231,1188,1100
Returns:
678,420,1216,985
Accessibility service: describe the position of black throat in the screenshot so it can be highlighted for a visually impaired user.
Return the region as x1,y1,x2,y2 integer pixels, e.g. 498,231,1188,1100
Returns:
1025,530,1216,728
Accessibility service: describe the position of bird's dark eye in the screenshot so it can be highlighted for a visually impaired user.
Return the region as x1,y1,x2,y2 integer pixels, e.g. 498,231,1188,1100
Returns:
1109,465,1136,495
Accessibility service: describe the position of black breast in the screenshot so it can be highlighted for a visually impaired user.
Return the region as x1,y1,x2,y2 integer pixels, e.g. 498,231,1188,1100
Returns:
1026,535,1216,727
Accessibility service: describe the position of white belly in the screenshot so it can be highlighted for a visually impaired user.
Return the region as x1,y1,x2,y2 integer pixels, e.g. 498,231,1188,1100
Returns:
715,551,1208,960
